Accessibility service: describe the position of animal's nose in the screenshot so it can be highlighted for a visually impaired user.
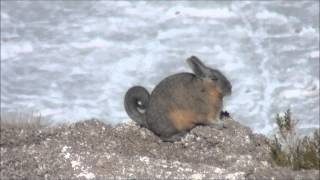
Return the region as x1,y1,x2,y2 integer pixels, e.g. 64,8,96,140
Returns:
227,83,232,95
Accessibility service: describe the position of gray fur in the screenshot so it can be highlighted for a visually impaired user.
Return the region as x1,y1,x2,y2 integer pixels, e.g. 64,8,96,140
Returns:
124,86,150,128
124,56,232,142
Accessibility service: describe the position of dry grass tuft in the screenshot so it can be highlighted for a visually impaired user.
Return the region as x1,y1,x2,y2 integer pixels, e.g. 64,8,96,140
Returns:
270,109,320,170
0,111,51,130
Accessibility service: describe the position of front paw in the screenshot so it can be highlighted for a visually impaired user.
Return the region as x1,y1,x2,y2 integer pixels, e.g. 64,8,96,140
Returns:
220,110,230,119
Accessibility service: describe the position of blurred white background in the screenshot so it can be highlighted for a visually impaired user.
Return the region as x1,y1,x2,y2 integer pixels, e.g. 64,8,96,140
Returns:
1,1,319,135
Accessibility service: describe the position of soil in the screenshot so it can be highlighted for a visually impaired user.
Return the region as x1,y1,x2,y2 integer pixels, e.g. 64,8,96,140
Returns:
1,118,319,179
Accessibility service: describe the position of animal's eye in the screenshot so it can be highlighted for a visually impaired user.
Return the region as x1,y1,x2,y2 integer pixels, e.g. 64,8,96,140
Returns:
211,77,218,81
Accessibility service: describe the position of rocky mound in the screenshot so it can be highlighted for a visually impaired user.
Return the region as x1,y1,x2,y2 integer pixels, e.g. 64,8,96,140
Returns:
1,118,319,179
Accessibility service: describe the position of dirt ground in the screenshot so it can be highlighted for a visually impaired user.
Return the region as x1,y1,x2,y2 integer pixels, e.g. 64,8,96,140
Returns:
1,118,319,179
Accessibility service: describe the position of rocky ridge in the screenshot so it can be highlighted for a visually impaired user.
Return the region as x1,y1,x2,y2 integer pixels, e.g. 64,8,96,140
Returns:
0,118,319,179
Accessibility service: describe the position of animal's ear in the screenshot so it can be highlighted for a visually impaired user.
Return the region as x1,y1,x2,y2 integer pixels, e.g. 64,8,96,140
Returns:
187,56,209,77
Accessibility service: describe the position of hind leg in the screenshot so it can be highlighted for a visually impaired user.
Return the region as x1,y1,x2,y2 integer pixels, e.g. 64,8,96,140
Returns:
161,131,187,142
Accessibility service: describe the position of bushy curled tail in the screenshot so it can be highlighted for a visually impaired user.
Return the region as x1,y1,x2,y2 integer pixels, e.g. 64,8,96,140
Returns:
124,86,150,128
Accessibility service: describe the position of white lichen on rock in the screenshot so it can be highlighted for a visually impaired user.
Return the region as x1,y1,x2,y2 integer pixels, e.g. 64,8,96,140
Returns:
225,171,245,180
191,173,204,180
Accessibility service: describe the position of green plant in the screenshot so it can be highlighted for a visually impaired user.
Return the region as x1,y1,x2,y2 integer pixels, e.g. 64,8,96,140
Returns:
270,109,320,170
